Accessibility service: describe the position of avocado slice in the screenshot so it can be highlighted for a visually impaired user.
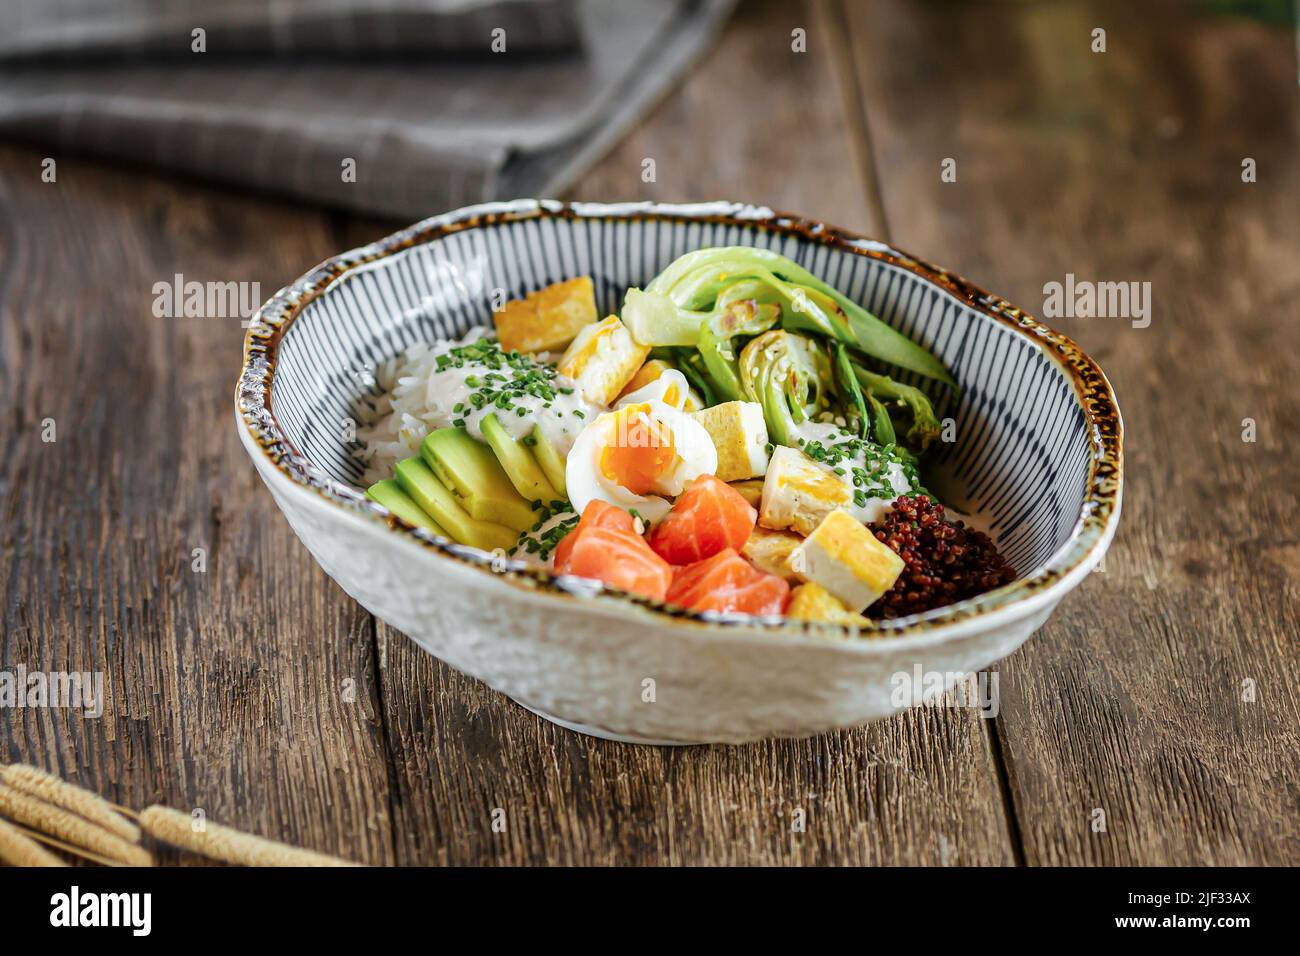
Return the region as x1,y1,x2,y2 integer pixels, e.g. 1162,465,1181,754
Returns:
394,457,519,553
528,425,568,498
420,428,537,532
366,478,448,537
480,413,559,503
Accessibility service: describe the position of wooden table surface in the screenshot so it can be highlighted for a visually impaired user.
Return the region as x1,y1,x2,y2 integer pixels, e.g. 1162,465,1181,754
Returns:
2,0,1297,866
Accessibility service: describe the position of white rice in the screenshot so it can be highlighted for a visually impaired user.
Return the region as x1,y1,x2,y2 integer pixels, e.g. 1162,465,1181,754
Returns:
352,328,490,486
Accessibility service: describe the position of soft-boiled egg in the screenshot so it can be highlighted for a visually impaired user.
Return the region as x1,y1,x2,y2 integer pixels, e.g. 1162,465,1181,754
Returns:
566,399,718,523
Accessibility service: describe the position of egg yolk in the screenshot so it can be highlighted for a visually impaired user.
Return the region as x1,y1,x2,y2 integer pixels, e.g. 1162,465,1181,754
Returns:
600,405,676,495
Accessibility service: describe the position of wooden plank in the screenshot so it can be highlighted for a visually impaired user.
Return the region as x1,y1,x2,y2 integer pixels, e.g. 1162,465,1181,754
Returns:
575,0,880,229
839,0,1300,864
375,628,1016,864
372,0,1016,865
0,147,398,864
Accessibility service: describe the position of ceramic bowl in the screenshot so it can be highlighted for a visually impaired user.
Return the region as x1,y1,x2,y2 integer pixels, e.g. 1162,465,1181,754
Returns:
235,200,1122,744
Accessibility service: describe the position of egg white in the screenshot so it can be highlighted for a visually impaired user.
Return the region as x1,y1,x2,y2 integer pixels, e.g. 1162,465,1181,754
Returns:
615,368,698,412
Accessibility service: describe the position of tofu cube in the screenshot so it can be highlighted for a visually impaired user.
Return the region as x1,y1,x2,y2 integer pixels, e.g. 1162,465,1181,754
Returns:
494,277,597,355
556,315,651,406
741,526,803,582
690,401,769,481
790,510,905,613
759,445,852,536
787,582,869,626
728,479,765,508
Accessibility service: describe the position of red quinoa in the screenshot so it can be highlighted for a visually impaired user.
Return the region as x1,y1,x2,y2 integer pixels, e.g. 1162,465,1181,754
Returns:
866,495,1017,619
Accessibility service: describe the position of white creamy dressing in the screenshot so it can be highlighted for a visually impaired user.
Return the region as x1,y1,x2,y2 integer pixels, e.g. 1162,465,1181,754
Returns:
792,419,845,446
848,465,915,523
791,419,918,524
510,507,579,566
413,337,601,456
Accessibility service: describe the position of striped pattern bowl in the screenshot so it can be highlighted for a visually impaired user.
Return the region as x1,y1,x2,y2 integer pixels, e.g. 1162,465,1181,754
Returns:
235,200,1123,744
